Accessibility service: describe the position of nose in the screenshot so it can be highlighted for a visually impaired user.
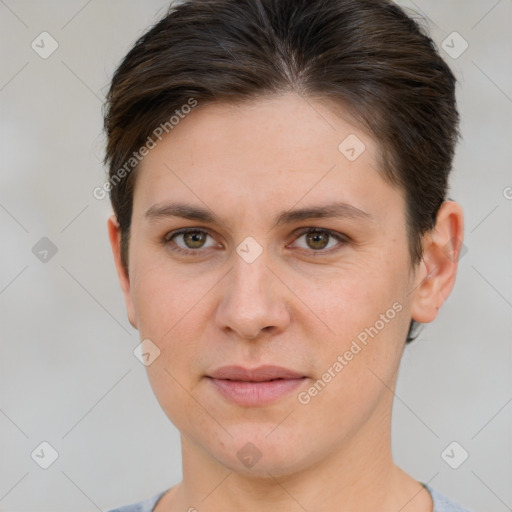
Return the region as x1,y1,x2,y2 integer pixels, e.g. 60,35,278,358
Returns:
214,252,290,340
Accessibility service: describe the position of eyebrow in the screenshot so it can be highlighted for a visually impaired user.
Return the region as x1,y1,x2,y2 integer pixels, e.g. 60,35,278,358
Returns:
144,201,374,228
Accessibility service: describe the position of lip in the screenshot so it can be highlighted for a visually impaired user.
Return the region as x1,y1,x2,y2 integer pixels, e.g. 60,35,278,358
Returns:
206,365,307,407
208,364,305,381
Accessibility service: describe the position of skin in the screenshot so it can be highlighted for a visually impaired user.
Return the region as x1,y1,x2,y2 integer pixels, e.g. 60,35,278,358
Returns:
108,93,464,511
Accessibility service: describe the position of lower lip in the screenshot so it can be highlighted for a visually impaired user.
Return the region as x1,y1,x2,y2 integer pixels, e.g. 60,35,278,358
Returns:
208,377,307,407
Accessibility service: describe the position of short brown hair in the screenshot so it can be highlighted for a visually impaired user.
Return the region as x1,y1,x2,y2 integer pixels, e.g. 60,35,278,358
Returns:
103,0,460,343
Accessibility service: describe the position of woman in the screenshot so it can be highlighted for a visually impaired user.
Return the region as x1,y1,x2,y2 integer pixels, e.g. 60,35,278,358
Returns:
103,0,469,510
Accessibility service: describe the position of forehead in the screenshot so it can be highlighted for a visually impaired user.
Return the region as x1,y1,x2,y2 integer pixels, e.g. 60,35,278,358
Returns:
133,93,403,226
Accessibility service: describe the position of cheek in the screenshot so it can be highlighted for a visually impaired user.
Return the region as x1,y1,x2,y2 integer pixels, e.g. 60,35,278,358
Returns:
299,260,405,337
130,261,211,400
297,282,406,436
130,263,209,430
130,257,206,338
301,259,409,392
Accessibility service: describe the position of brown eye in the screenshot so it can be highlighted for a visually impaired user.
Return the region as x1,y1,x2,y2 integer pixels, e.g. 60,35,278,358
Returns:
292,228,347,253
166,229,218,254
181,231,207,249
305,230,330,250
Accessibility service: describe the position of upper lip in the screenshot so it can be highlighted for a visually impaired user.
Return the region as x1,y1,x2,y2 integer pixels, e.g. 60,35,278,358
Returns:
208,365,305,382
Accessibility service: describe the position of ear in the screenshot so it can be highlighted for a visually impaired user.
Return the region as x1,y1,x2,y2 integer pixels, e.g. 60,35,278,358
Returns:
107,215,138,329
410,200,465,324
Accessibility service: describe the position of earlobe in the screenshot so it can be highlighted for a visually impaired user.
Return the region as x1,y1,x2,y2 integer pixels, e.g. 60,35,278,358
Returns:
107,215,138,329
410,201,465,324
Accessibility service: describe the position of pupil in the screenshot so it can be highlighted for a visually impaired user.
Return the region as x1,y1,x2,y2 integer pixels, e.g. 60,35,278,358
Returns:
185,232,205,248
307,231,328,250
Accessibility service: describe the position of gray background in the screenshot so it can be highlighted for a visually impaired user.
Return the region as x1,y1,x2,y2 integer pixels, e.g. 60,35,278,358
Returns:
0,1,511,511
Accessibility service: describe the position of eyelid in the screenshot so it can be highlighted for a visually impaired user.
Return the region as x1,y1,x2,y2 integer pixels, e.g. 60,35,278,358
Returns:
164,227,221,254
163,226,348,255
288,227,348,254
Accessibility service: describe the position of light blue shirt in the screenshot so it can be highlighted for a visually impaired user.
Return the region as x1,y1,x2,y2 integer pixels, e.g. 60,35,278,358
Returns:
107,484,471,511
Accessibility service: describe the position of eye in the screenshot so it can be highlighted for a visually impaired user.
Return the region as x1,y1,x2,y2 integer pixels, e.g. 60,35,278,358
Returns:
165,228,219,254
164,227,348,256
290,228,347,253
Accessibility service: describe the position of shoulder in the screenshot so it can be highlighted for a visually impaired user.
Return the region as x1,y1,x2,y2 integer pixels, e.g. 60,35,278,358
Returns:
106,490,167,512
424,484,472,512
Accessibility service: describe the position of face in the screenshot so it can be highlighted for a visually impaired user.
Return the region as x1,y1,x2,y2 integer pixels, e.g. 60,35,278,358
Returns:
110,93,431,477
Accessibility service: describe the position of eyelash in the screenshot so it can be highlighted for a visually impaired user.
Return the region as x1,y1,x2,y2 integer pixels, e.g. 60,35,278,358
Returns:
163,227,348,256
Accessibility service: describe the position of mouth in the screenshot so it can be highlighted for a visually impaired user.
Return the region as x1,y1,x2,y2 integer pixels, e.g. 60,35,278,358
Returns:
206,365,308,406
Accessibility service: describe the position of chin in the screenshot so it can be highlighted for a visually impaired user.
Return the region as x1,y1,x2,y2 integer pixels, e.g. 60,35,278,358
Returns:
204,425,317,478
